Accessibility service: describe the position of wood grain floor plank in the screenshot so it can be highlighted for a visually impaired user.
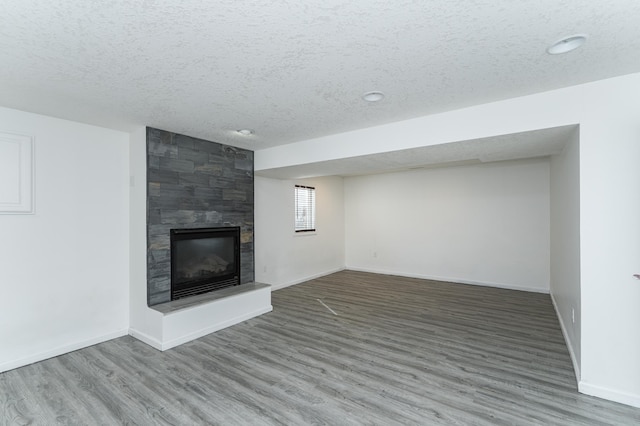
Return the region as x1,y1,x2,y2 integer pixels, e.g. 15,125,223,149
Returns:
1,270,639,425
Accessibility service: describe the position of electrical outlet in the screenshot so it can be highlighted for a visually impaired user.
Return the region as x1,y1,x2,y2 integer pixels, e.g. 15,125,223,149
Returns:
373,251,378,258
572,308,575,324
263,265,267,273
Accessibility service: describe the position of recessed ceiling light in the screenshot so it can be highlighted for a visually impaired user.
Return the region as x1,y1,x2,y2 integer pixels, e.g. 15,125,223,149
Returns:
546,34,588,55
236,129,253,136
362,91,385,102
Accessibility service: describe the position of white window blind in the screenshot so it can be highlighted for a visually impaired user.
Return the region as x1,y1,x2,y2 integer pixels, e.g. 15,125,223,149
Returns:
294,185,316,232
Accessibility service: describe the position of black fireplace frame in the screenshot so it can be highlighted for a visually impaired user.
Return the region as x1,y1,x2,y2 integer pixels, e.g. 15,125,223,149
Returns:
170,226,241,300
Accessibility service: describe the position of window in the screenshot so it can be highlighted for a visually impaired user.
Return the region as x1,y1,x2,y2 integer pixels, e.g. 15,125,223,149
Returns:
294,185,316,232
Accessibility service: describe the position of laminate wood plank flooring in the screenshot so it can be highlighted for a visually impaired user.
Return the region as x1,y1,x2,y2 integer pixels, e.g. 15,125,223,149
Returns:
2,270,639,425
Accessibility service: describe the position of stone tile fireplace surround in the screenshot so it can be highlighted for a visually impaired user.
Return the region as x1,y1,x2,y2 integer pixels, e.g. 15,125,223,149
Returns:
147,127,255,305
129,128,271,351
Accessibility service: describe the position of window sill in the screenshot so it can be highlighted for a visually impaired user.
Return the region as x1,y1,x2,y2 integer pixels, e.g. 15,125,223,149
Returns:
294,231,317,237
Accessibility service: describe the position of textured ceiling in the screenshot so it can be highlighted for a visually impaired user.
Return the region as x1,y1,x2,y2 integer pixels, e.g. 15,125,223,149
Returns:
1,1,639,151
256,125,576,179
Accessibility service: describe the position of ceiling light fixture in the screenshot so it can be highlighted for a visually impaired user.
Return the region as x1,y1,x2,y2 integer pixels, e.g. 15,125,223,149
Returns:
546,34,588,55
362,91,385,102
236,129,253,136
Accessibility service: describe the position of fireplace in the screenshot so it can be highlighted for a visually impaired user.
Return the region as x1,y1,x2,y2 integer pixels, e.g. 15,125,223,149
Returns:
170,227,241,300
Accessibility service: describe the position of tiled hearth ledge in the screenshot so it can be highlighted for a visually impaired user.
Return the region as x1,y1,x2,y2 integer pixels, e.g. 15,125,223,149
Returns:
131,283,272,351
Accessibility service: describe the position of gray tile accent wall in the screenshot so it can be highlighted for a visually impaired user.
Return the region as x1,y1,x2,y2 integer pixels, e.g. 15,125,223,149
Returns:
146,128,254,306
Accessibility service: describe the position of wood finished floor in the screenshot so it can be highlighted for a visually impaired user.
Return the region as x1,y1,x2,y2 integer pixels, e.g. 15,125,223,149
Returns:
2,270,639,425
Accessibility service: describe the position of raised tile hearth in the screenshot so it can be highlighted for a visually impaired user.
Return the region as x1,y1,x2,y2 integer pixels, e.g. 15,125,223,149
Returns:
131,282,272,351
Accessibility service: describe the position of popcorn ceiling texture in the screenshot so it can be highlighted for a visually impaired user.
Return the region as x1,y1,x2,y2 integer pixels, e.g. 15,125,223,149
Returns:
1,1,639,151
146,128,254,306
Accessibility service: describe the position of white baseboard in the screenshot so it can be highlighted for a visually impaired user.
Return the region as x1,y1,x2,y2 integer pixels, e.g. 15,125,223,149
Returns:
579,381,640,408
0,328,128,373
270,267,346,291
128,327,163,351
549,293,581,383
160,306,273,350
345,266,550,294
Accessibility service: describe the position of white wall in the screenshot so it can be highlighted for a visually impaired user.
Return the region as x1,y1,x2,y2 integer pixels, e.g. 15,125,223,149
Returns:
344,159,550,292
0,106,130,372
255,175,345,289
255,72,640,407
550,129,581,378
577,84,640,407
128,126,163,346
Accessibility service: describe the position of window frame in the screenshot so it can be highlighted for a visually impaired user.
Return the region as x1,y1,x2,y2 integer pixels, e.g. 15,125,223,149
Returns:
294,184,316,233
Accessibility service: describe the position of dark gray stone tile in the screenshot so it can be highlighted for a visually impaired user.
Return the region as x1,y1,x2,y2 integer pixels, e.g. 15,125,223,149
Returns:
177,197,210,210
159,158,195,174
235,158,253,171
148,290,170,305
174,134,195,149
148,169,180,185
178,173,210,186
149,264,171,280
149,224,173,236
194,139,222,154
178,148,206,162
194,163,223,175
146,127,255,306
149,249,170,263
160,210,198,225
148,156,160,169
209,176,235,187
148,141,178,159
205,211,223,223
194,187,222,200
223,201,253,212
148,207,161,224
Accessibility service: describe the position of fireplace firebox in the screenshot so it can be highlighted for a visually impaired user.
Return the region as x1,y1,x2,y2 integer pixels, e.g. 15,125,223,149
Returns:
170,227,240,300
